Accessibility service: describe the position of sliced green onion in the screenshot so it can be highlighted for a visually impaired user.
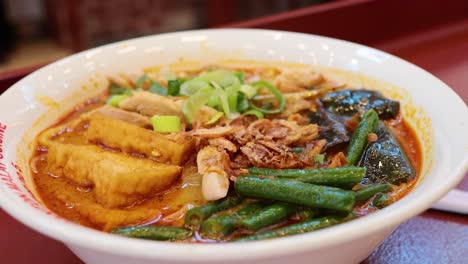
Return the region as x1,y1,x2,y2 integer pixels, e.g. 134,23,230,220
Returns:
207,94,220,108
240,84,257,99
168,79,184,96
211,81,231,119
151,115,181,133
107,95,128,107
314,154,326,165
237,92,250,112
182,90,213,123
225,84,240,112
109,83,131,95
180,79,210,96
250,81,285,114
149,82,168,96
205,112,224,125
243,109,264,119
234,71,245,84
200,70,239,87
135,74,153,89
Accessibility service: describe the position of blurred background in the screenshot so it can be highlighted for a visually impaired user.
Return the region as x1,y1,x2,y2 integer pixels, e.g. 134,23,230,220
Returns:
0,0,330,73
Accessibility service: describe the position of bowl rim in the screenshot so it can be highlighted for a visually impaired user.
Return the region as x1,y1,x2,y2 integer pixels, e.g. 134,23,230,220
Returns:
0,28,467,261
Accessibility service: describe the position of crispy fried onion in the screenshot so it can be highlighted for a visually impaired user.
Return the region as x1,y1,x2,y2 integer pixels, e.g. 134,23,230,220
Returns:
233,119,318,146
190,126,243,138
240,140,303,169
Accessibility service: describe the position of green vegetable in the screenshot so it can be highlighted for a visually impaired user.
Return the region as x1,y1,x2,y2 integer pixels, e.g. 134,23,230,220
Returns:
199,70,239,87
107,95,128,107
314,154,326,165
371,193,392,208
109,83,131,95
149,82,167,96
201,202,263,238
236,215,350,242
151,115,181,133
225,84,240,112
240,84,257,99
241,203,296,231
168,79,184,96
111,226,192,241
243,109,264,119
184,196,243,227
134,74,168,95
135,74,153,89
354,183,391,203
180,79,211,96
234,71,245,84
250,81,285,114
211,82,232,119
235,177,355,212
247,167,366,189
205,112,224,125
346,109,379,165
297,208,320,220
237,92,250,112
182,88,213,123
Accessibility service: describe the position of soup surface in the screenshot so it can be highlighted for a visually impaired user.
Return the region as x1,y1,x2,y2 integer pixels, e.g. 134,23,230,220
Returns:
31,62,421,242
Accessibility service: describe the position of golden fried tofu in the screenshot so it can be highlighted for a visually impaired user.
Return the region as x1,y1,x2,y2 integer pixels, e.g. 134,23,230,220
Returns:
46,143,182,208
85,114,194,165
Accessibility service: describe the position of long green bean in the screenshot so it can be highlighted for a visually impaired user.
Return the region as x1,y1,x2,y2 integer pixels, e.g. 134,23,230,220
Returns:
354,183,391,203
111,226,192,241
184,196,243,227
236,215,350,242
248,166,365,189
241,203,296,231
371,193,392,208
346,109,379,165
235,177,355,212
201,202,263,238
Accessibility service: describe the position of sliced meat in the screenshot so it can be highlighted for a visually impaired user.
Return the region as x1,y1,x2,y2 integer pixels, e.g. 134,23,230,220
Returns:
119,91,184,118
46,143,182,208
240,140,303,169
85,114,194,165
90,105,151,128
197,146,231,201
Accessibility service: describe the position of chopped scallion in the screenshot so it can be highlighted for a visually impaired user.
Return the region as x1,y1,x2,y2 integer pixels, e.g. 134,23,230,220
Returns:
107,95,128,107
149,82,168,96
240,84,257,99
151,115,181,133
205,112,224,125
243,109,264,119
250,81,286,114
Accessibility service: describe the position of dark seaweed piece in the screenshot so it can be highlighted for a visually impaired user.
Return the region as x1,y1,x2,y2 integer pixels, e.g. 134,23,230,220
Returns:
359,124,416,185
320,89,400,119
308,110,350,149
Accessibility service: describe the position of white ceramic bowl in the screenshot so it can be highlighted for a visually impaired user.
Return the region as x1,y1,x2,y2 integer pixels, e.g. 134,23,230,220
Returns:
0,29,467,264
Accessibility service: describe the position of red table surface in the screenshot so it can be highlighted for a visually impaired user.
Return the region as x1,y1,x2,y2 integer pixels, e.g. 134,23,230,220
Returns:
1,1,468,263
